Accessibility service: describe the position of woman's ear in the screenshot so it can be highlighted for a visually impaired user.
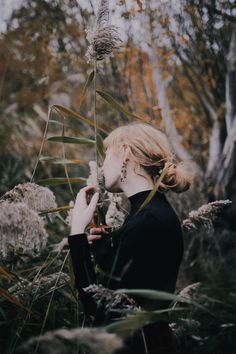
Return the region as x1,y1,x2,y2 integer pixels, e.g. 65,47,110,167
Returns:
122,144,131,162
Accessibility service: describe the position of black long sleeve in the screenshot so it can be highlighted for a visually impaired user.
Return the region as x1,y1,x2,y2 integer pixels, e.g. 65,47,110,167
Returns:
67,190,184,324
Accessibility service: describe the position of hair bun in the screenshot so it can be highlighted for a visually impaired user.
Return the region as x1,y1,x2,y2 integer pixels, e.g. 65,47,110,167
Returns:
158,161,193,193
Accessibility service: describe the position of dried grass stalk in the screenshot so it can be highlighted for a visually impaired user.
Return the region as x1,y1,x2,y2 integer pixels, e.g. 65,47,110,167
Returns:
85,0,123,63
8,272,70,302
182,200,232,234
83,283,138,318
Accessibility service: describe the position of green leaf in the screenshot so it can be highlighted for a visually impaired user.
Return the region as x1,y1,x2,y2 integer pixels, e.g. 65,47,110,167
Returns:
39,156,83,164
96,133,105,160
105,307,182,339
36,177,87,186
96,89,149,122
47,136,95,145
114,288,191,303
114,288,209,313
52,104,110,135
78,70,95,109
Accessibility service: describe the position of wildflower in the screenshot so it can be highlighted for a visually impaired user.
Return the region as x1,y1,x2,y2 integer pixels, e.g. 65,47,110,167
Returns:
0,201,48,266
85,0,123,63
182,199,232,234
15,326,123,354
1,182,57,221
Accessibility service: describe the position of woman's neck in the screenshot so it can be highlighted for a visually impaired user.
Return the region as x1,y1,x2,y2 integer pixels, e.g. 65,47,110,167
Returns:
120,165,154,198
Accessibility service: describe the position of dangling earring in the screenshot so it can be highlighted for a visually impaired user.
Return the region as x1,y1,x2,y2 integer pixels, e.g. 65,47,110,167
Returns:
120,161,127,182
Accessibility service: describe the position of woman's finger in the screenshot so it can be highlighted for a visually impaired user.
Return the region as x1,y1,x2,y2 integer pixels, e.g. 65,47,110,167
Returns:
87,234,102,241
90,227,102,234
87,192,99,211
80,185,96,193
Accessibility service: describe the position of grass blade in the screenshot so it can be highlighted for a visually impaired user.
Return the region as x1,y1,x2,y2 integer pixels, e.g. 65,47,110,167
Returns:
53,104,110,134
96,89,149,123
96,133,105,160
78,70,95,109
36,177,87,186
47,136,95,145
39,156,84,164
134,162,172,216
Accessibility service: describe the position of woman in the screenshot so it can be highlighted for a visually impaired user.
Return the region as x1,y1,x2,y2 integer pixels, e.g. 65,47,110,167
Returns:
67,122,193,353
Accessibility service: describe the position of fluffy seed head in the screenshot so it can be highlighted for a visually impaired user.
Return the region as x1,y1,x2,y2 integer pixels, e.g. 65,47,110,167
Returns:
0,201,48,266
15,326,123,354
85,0,123,63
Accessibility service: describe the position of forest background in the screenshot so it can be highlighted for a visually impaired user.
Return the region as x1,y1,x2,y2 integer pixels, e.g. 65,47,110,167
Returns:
0,1,236,353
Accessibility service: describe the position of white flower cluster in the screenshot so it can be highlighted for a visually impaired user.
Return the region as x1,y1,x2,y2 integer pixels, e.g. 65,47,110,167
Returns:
1,182,57,221
0,201,48,265
0,182,58,266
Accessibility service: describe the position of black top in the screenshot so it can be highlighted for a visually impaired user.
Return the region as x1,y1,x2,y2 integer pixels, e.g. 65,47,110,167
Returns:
67,189,184,326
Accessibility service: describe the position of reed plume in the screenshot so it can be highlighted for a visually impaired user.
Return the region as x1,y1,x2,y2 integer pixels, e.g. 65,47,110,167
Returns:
182,200,232,234
85,0,123,63
84,283,138,319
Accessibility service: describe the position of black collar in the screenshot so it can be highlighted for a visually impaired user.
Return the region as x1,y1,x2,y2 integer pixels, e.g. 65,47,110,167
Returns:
127,189,166,216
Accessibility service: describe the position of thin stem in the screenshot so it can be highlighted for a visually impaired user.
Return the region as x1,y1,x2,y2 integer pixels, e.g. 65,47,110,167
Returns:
30,106,53,182
93,59,99,181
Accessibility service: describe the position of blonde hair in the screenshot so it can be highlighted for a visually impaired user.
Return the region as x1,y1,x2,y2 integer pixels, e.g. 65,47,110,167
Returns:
103,122,193,193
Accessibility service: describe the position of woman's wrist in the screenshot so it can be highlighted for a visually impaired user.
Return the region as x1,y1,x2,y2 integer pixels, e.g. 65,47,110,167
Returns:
70,226,86,235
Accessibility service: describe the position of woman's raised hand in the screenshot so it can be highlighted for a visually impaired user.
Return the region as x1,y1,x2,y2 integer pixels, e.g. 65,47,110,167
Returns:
70,185,99,235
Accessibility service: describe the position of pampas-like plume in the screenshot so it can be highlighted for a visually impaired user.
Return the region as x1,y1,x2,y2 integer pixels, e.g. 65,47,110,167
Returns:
83,284,138,319
0,201,48,265
86,160,106,195
182,200,232,234
8,272,70,302
15,326,123,354
1,182,57,221
85,0,123,63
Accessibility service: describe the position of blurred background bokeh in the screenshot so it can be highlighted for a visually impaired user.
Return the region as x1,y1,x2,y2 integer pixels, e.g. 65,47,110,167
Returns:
0,1,236,353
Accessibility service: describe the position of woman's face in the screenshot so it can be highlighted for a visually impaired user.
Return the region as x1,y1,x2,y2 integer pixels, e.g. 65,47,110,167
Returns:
101,146,124,193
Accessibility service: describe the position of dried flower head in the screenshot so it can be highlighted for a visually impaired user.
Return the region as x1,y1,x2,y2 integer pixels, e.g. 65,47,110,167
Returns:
85,0,123,63
182,199,232,234
9,272,70,303
15,326,123,354
105,192,127,229
0,201,48,266
84,283,138,314
86,160,107,206
86,160,100,190
1,182,57,221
